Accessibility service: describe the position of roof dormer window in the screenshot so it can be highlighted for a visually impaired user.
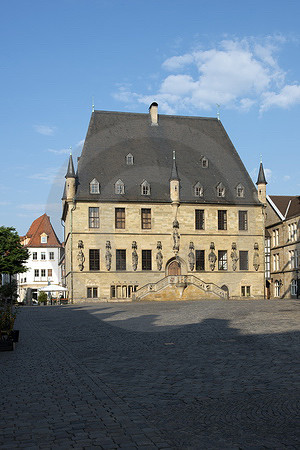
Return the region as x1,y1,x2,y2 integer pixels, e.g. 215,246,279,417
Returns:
90,178,100,194
194,182,203,197
115,179,125,194
236,183,244,198
126,153,134,165
40,233,48,244
201,156,209,168
141,180,150,196
216,182,225,197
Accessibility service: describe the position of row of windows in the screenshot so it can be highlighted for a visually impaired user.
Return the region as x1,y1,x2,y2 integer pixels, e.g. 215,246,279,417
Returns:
90,178,245,198
88,249,250,271
271,251,299,272
34,269,53,278
274,279,299,297
89,208,249,231
32,251,55,260
272,223,298,248
123,153,210,168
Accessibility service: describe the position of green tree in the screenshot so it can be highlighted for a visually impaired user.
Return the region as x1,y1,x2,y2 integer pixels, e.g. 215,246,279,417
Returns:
0,226,29,305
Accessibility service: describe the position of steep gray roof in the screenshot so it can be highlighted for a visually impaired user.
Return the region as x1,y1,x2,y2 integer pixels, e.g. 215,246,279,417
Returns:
256,162,267,185
65,154,76,178
74,109,260,205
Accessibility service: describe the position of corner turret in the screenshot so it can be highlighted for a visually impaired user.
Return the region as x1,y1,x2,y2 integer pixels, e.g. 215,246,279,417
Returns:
256,162,267,204
65,154,76,201
170,151,180,205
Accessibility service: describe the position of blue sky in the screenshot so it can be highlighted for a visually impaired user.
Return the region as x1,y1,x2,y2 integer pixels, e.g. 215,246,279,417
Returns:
1,0,299,240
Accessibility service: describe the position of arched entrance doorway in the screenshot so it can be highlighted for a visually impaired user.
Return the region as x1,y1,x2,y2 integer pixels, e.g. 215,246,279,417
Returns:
168,260,181,276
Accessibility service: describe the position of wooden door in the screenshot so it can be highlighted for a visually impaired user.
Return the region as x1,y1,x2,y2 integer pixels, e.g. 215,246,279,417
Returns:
168,260,181,276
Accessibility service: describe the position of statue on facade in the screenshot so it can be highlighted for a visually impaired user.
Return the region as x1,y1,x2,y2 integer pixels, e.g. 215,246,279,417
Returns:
77,244,85,271
156,241,163,271
208,242,217,271
188,241,195,271
132,241,138,271
253,243,260,271
230,242,239,271
172,219,180,255
105,240,112,271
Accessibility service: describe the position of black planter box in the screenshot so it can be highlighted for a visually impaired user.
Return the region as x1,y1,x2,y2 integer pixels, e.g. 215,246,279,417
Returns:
0,337,14,351
10,330,19,343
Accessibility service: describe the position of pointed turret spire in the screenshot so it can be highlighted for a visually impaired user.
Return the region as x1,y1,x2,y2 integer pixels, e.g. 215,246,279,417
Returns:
170,151,180,181
256,162,267,185
65,154,76,179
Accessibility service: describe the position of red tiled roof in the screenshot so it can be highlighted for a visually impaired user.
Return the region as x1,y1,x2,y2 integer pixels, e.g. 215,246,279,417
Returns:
24,213,61,248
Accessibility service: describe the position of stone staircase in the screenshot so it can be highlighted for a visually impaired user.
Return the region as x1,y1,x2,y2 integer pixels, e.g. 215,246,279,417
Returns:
134,275,228,301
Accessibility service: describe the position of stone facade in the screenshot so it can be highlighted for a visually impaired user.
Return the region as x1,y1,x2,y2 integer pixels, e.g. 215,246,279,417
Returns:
62,105,266,302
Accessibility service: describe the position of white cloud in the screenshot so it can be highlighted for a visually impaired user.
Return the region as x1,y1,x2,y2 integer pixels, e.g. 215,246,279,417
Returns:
28,167,63,184
48,147,70,155
18,203,60,213
264,168,272,181
114,36,300,115
260,84,300,112
0,201,10,206
283,175,291,181
34,125,56,136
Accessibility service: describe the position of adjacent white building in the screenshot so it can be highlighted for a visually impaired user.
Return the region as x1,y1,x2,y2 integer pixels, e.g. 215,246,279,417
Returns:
18,214,63,302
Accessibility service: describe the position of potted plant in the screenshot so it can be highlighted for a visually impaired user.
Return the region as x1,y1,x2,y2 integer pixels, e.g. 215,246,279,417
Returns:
0,307,16,351
38,291,47,305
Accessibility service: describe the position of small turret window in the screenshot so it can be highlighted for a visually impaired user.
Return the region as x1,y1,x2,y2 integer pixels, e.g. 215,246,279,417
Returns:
236,183,244,198
141,180,150,196
90,178,100,194
201,156,209,168
216,182,225,197
126,153,134,165
194,182,203,197
115,179,125,194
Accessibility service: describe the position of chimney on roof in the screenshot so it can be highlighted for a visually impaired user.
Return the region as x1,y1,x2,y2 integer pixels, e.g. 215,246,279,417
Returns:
149,102,158,126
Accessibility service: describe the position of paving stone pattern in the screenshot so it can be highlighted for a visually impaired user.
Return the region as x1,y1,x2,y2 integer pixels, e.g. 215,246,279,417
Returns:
0,300,299,449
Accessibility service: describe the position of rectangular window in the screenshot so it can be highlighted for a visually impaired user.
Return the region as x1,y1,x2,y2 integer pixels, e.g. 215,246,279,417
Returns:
49,252,54,260
195,209,204,230
238,211,248,231
89,207,99,228
141,208,151,229
272,229,279,246
48,269,52,278
239,251,249,270
273,253,280,271
116,249,126,270
218,210,227,230
115,208,125,229
218,250,227,270
195,250,205,271
142,250,152,270
32,252,37,260
110,285,116,298
241,286,251,297
41,252,46,260
89,249,100,271
34,269,39,278
265,237,270,279
87,287,98,298
41,269,46,277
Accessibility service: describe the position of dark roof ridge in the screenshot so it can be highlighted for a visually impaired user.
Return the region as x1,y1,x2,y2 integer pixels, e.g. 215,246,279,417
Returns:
93,109,218,121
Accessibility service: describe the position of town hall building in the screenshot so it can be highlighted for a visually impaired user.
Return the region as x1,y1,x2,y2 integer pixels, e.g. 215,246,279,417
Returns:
62,103,266,302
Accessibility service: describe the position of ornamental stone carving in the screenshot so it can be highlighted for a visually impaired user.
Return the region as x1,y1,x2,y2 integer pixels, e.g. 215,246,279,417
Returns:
156,241,163,271
172,219,180,255
188,241,195,271
230,242,239,271
105,240,112,271
77,241,85,271
253,243,260,271
132,241,138,271
208,242,217,271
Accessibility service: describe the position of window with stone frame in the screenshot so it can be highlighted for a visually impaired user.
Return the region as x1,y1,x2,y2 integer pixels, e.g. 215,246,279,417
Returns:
218,250,227,270
48,269,52,278
126,153,134,165
41,269,46,278
218,210,227,230
32,252,37,260
195,250,205,271
34,269,39,278
201,157,209,168
141,180,150,196
238,211,248,231
241,286,251,297
89,249,100,271
115,179,125,194
195,209,204,230
194,182,203,197
142,250,152,270
239,251,249,270
141,208,151,229
89,178,100,194
291,279,297,296
115,208,125,229
216,182,225,197
87,287,98,298
41,252,46,260
49,252,54,260
116,249,126,270
89,207,100,228
236,184,245,198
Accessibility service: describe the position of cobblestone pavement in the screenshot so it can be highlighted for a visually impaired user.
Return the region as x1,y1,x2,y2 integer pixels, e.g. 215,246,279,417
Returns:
1,300,299,449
